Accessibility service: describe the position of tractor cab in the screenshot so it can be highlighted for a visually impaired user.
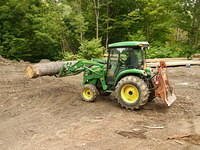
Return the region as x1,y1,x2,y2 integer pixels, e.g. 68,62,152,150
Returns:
106,41,149,86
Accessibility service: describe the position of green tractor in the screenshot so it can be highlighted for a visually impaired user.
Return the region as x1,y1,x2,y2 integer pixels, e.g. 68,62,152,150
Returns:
59,41,176,110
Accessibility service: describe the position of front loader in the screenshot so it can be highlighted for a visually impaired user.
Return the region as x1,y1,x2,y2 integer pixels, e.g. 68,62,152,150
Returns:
58,41,176,110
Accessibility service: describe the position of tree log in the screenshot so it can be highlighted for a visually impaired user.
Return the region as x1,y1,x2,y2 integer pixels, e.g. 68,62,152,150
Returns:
25,59,200,78
25,61,66,78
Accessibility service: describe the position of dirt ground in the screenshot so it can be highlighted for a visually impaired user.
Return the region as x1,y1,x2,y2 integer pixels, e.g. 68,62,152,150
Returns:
0,59,200,150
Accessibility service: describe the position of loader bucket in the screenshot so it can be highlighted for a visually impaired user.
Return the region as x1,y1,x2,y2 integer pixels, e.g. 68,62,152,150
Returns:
152,61,176,106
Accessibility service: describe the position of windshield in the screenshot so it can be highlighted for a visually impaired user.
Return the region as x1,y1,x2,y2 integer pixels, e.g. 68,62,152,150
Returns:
106,47,144,85
109,47,144,69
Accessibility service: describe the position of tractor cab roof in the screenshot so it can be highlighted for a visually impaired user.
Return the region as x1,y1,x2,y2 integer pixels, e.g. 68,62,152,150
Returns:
108,41,149,48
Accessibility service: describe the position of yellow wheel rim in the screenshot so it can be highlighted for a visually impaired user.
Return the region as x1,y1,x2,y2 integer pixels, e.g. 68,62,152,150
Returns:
83,88,93,100
121,84,139,104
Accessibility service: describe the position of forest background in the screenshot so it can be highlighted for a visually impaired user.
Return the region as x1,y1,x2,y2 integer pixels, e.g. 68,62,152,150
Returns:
0,0,199,62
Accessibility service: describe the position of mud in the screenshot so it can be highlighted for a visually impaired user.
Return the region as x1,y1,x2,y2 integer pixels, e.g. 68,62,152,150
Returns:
0,60,200,150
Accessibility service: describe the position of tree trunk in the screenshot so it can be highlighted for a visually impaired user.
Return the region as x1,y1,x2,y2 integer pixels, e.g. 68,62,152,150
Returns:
79,0,83,42
93,0,99,40
105,1,109,52
25,61,66,78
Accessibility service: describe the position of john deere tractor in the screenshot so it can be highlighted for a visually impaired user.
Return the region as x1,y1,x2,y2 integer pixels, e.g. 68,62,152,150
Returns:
59,41,176,110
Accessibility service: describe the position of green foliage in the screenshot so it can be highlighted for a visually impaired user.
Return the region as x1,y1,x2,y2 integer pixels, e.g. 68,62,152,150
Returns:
147,42,196,58
0,0,66,62
78,39,104,60
147,46,182,59
0,0,199,61
128,31,146,41
62,2,88,52
63,51,81,60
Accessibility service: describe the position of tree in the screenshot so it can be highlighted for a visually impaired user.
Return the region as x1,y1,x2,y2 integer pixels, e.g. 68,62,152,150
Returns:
0,0,66,61
93,0,100,40
78,39,104,59
181,0,200,49
0,0,199,61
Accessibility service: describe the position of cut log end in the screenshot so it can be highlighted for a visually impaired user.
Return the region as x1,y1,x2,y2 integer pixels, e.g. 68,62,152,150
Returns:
25,61,66,79
25,65,37,78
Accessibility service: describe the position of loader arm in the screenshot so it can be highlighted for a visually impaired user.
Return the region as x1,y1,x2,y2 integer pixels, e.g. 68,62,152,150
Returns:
58,60,108,90
58,60,105,77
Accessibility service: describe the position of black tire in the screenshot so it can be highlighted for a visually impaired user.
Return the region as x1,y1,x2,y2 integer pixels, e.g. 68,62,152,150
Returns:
115,76,149,110
147,80,155,102
81,84,98,102
148,90,155,102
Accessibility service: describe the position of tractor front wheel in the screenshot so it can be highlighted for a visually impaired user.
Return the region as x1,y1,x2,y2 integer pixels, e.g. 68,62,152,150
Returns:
81,84,98,102
115,76,149,110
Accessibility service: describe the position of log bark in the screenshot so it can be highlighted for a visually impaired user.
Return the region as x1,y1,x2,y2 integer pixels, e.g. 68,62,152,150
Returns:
25,61,66,78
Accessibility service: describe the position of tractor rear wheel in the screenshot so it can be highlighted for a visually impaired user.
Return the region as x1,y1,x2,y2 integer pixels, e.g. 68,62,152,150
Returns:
81,84,98,102
115,76,149,110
